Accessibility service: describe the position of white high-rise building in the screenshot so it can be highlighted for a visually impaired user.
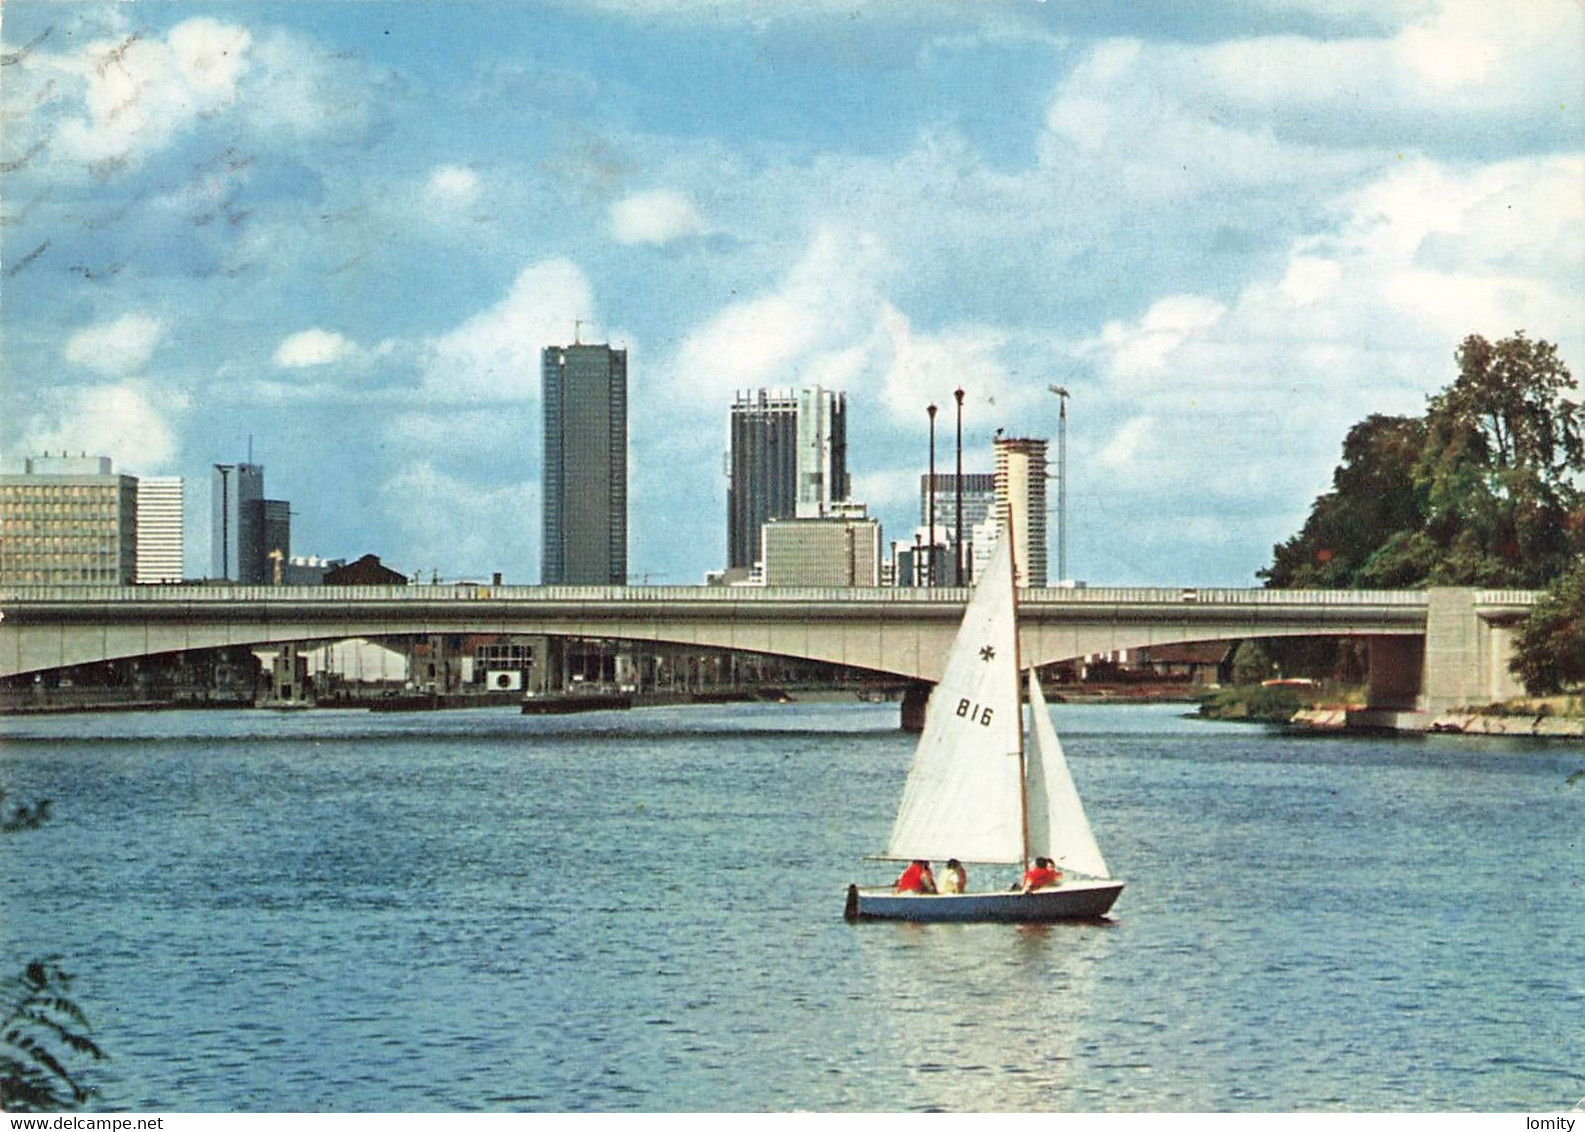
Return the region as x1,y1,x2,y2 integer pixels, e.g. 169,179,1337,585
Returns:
793,386,849,519
993,436,1048,588
135,476,185,584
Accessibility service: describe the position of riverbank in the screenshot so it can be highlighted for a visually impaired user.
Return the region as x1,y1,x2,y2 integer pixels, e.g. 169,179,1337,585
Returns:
1205,684,1585,738
1425,697,1585,738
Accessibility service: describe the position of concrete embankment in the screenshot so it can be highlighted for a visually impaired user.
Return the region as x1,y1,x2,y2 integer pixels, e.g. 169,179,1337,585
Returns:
1424,711,1585,739
1290,706,1585,738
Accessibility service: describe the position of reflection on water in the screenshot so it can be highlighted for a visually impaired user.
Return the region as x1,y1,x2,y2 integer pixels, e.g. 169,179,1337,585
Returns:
852,919,1113,1112
2,701,1582,1111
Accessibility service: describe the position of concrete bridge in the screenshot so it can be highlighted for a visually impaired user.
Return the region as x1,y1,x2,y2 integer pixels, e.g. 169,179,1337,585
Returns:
0,583,1537,720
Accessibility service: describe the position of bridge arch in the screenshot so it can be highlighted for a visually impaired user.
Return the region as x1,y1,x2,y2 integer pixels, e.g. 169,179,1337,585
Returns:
1,584,1534,717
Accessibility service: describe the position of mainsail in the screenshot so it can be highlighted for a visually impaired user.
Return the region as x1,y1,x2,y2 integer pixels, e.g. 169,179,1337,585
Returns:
884,535,1024,864
1025,672,1111,879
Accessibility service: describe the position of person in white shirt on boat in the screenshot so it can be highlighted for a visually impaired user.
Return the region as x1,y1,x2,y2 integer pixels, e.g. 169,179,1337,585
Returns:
939,859,968,894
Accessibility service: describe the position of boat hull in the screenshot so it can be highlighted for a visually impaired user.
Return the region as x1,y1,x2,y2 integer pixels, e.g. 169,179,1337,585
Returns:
844,879,1123,923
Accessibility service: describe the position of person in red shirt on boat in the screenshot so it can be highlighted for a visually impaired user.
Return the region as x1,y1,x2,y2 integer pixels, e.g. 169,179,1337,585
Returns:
1020,857,1062,893
895,859,937,894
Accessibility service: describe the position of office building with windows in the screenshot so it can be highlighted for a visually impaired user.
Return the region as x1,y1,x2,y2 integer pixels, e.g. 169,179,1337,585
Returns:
726,390,798,571
993,436,1048,588
0,455,139,585
211,462,266,582
726,386,848,571
794,386,848,518
263,499,291,583
918,471,996,585
542,343,628,585
760,511,880,587
134,476,185,584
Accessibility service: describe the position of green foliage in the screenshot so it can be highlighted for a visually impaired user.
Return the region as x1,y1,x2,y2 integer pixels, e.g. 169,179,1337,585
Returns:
1197,684,1306,722
1230,640,1275,686
1263,332,1585,591
1264,414,1428,588
0,960,105,1112
1,794,102,1112
1511,561,1585,694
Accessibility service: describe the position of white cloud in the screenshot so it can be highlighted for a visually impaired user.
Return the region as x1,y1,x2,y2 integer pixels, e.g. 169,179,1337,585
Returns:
670,225,1054,434
1278,257,1344,308
274,328,358,368
380,461,538,581
870,305,1025,423
423,259,597,402
52,19,251,168
22,383,182,472
426,165,480,207
1096,415,1156,471
675,226,887,399
1070,144,1584,527
1095,296,1226,382
610,189,707,245
1138,1,1579,138
63,313,164,376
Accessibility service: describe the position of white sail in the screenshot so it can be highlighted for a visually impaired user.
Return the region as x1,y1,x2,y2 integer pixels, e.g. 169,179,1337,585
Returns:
1025,672,1111,879
884,535,1024,864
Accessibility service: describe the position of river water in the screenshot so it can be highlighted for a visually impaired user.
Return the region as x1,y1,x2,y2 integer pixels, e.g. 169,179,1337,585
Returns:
1,701,1581,1112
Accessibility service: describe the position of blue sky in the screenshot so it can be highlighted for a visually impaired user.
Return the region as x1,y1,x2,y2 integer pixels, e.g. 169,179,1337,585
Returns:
3,0,1582,586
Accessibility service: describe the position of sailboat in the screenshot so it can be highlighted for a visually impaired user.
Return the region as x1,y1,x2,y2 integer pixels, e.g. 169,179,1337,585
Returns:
844,530,1124,923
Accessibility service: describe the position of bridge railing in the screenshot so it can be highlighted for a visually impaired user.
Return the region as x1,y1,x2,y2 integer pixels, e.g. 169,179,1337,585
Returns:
1474,590,1540,606
2,583,1442,606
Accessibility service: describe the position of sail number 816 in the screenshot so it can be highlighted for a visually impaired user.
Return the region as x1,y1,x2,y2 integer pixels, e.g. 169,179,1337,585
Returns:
956,699,994,727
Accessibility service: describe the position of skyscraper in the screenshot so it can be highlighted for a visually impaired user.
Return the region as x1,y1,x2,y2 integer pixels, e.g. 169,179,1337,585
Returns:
727,390,798,571
211,462,266,582
726,386,848,570
920,471,996,585
135,476,185,584
542,343,628,585
263,499,291,584
994,436,1048,588
795,386,848,518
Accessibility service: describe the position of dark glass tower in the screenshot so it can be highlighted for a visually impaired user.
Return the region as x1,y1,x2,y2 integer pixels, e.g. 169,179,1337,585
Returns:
211,462,266,582
726,387,848,571
726,391,798,570
542,343,628,585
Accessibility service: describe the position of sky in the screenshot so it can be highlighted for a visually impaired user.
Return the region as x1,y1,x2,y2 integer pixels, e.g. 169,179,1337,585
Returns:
2,0,1582,587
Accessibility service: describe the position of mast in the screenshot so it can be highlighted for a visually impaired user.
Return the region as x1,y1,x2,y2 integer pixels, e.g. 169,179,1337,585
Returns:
1006,503,1031,872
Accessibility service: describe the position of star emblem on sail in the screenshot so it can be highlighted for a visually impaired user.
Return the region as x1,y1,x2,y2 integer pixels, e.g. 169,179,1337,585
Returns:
979,645,996,662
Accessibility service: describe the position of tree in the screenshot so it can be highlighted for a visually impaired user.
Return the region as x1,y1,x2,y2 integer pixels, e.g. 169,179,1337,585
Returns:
1231,640,1275,686
1262,414,1427,587
1264,332,1585,591
0,791,103,1112
1510,562,1585,694
1412,333,1585,587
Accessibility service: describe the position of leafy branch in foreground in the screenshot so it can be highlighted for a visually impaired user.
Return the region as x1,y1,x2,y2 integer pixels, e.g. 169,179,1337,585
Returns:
0,960,105,1112
1,790,104,1112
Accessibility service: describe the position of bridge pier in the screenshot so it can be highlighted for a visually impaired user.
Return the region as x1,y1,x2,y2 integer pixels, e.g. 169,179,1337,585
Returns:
1359,589,1528,726
1419,588,1525,714
262,643,309,707
900,681,931,733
